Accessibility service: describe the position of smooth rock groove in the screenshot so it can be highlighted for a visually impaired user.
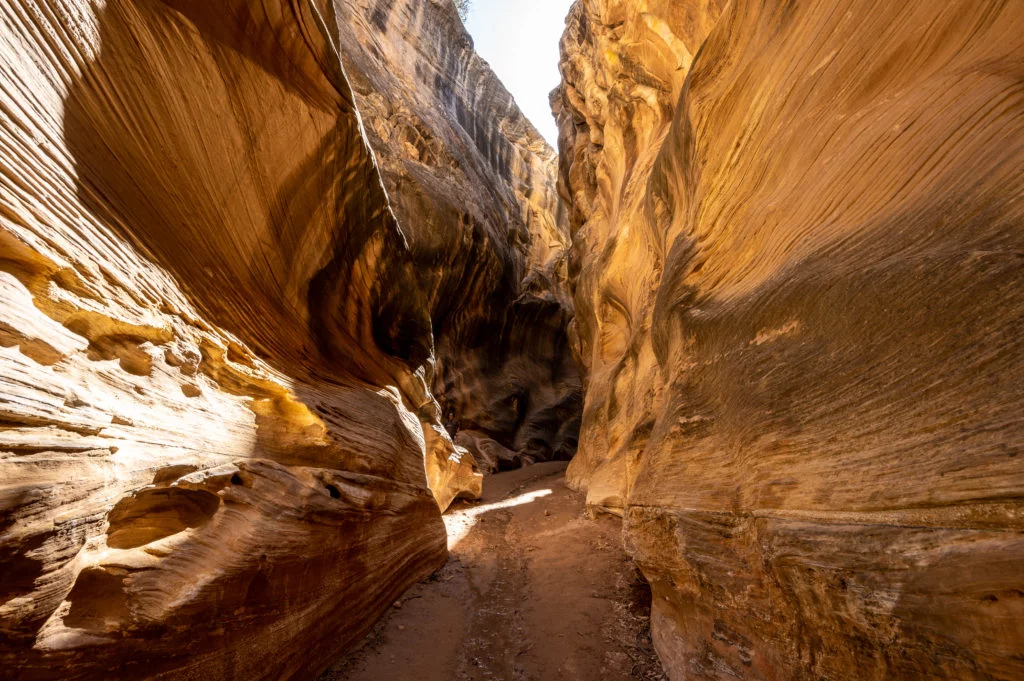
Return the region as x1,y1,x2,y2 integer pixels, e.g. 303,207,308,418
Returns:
554,0,1024,679
0,1,575,679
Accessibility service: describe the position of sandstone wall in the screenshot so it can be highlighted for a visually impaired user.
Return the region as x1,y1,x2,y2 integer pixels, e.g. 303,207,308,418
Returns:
336,0,582,470
0,0,567,679
555,0,1024,678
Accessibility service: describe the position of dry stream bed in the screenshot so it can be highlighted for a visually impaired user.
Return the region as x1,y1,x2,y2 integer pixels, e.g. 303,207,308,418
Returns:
322,463,665,681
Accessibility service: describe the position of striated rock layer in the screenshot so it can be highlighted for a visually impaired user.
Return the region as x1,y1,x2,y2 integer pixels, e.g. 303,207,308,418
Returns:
334,0,581,473
0,0,570,679
555,0,1024,678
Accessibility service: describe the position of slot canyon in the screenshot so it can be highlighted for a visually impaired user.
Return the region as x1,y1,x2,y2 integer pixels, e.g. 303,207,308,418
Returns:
0,0,1022,679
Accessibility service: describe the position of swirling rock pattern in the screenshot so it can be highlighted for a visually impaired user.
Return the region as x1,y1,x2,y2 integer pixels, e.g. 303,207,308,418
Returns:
555,0,1024,678
0,0,569,679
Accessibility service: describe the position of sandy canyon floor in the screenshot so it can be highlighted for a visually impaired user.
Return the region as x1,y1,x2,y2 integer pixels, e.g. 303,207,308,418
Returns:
320,463,666,681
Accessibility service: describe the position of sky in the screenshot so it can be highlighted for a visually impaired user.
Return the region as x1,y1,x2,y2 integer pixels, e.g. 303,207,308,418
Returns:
464,0,577,146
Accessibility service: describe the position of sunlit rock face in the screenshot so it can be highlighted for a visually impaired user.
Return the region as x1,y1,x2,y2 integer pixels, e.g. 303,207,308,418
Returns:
335,0,582,471
555,0,1024,678
0,0,564,679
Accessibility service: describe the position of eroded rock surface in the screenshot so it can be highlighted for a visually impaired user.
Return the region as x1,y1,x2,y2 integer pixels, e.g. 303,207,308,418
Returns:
555,0,1024,678
335,0,582,470
0,0,570,679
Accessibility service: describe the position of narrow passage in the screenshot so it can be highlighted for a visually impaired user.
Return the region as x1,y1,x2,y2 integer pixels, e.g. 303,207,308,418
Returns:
321,463,666,681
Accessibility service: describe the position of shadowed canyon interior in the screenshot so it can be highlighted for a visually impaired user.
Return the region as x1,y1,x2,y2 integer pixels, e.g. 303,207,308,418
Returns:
0,0,1021,680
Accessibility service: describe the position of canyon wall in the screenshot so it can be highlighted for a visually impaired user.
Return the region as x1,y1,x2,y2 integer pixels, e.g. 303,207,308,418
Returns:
555,0,1024,678
0,1,570,679
334,0,581,473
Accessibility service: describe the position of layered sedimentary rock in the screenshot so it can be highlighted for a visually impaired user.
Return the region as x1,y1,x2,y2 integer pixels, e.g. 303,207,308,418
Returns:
0,0,568,679
335,0,581,471
555,0,1024,678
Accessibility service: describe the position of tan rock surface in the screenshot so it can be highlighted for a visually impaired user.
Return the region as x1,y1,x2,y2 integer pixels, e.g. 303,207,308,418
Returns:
0,0,569,679
335,0,582,467
454,429,524,473
555,0,1024,678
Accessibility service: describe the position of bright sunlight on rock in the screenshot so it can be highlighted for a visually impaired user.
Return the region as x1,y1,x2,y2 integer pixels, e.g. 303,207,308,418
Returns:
1,0,1022,680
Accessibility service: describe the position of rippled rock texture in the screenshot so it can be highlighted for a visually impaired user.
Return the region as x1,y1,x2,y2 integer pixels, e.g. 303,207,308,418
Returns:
555,0,1024,678
0,0,571,679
